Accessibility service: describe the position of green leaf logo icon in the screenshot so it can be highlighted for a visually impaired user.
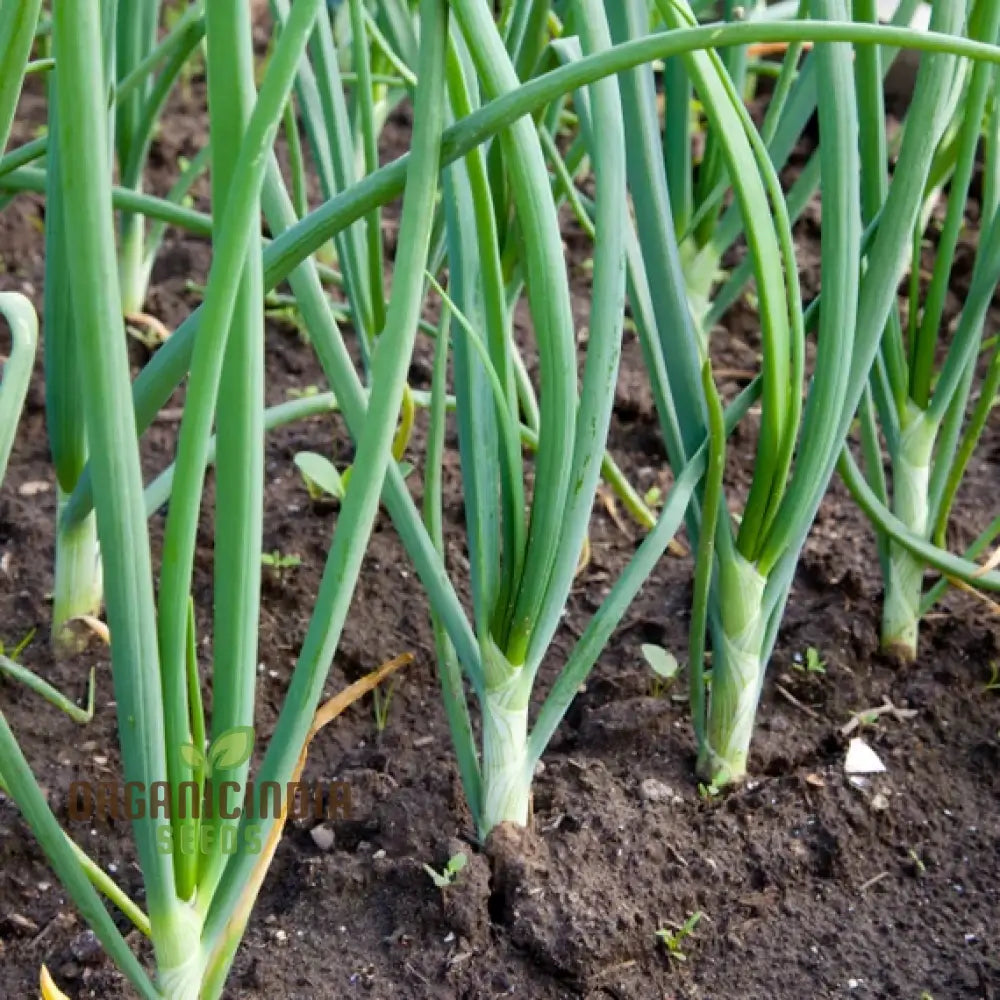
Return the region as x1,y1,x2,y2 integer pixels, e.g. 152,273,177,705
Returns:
179,743,204,769
206,726,255,773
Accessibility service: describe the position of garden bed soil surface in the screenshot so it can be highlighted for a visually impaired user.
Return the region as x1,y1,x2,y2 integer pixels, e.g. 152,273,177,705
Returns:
2,61,1000,1000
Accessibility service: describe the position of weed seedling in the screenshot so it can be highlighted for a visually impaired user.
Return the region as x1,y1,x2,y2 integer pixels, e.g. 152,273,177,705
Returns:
294,451,348,502
697,782,719,802
372,677,399,737
792,646,827,674
423,853,467,889
642,644,680,698
655,911,702,962
0,627,36,661
261,550,301,573
984,662,1000,694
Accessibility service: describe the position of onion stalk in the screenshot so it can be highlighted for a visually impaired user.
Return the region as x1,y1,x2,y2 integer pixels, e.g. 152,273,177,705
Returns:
610,0,982,787
845,0,1000,660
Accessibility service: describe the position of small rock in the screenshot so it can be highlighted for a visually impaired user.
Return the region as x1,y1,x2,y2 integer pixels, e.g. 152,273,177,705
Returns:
70,929,102,965
870,792,890,812
639,777,675,804
18,480,50,497
310,824,335,851
845,738,886,775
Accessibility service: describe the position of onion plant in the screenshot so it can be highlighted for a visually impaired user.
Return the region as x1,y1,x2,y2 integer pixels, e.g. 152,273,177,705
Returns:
839,0,1000,660
41,1,207,650
606,0,1000,788
263,0,665,536
1,0,106,652
0,2,447,997
44,71,105,651
637,0,932,340
419,0,632,831
116,1,207,319
116,0,164,316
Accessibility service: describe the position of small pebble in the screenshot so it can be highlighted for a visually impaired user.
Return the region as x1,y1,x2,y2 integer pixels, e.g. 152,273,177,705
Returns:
18,480,50,497
70,930,102,965
310,825,335,851
639,777,674,804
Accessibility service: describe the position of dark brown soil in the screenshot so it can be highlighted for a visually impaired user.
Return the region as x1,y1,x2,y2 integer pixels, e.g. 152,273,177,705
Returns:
2,56,1000,1000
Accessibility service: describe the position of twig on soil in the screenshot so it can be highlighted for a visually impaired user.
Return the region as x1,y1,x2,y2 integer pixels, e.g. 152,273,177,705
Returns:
775,683,820,720
857,871,890,893
596,959,638,978
405,961,431,985
840,697,917,736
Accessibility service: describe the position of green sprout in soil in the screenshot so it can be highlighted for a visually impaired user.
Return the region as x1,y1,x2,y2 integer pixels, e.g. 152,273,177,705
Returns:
656,911,702,962
0,626,95,724
423,852,467,890
907,849,927,877
295,451,350,502
294,381,415,506
261,550,301,572
792,646,827,674
0,627,36,661
372,676,400,736
984,662,1000,694
642,643,680,698
697,782,719,801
